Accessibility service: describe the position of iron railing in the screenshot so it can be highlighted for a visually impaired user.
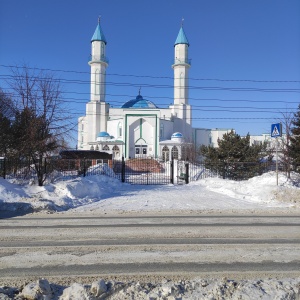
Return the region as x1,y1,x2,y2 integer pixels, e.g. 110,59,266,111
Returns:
0,157,296,185
89,55,109,64
172,58,192,65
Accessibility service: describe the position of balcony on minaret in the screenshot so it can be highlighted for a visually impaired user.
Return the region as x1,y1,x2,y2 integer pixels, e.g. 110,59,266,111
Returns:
172,58,192,66
89,55,109,64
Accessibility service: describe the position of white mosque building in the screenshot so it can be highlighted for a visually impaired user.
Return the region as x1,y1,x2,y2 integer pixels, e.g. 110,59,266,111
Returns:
78,20,232,159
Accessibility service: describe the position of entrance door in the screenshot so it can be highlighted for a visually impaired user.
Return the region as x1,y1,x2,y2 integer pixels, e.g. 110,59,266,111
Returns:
135,145,147,158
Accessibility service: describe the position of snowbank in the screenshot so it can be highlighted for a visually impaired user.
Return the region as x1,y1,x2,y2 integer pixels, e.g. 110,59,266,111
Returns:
0,171,299,217
1,277,299,299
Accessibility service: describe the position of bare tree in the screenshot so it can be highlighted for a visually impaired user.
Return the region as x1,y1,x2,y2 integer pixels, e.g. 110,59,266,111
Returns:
7,65,74,185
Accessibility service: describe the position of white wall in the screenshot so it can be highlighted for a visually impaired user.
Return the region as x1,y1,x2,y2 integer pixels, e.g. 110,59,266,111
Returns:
193,128,233,149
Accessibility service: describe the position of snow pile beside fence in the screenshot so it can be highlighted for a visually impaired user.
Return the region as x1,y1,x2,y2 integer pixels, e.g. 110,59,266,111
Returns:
86,163,116,178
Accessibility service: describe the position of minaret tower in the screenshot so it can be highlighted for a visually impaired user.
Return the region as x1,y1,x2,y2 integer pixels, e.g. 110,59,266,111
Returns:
85,18,109,147
171,22,192,139
89,16,108,102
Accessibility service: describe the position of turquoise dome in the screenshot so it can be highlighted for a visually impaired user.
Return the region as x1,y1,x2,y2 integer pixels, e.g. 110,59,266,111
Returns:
121,95,158,109
171,132,183,138
97,131,110,138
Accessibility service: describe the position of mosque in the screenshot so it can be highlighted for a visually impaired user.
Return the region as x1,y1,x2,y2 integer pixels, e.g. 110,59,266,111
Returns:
78,20,232,160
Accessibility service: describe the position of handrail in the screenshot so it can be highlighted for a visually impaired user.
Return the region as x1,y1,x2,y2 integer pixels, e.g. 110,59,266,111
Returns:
89,55,109,64
172,58,191,65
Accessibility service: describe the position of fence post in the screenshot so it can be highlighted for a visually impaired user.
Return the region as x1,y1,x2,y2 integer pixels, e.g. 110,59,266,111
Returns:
83,157,86,177
121,156,125,183
185,162,189,184
170,157,174,184
3,157,6,179
44,157,47,179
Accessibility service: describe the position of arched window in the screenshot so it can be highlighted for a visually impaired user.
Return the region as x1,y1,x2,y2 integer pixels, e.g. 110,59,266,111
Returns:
101,42,105,57
162,145,169,162
176,46,180,62
117,122,122,137
171,146,179,160
180,72,184,98
181,146,187,160
102,69,106,97
112,145,120,158
160,124,164,140
102,145,109,151
95,69,100,95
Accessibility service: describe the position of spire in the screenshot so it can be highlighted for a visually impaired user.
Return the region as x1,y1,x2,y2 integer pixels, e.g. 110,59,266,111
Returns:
174,24,189,47
91,17,107,44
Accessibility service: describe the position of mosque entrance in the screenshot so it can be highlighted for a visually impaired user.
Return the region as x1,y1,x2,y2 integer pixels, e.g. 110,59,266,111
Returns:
134,144,147,158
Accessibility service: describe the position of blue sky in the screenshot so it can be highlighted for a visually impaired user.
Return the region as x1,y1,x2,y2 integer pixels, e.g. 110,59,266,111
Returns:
1,0,300,147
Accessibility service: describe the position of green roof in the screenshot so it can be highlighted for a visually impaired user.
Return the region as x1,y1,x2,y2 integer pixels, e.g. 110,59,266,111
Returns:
174,27,189,46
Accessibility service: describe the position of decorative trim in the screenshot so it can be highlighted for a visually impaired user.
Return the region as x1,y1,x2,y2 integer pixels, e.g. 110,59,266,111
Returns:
125,114,158,158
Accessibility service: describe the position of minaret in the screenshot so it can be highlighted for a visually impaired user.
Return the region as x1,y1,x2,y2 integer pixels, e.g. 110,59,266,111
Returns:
89,16,108,102
171,22,192,139
85,18,109,147
172,23,190,105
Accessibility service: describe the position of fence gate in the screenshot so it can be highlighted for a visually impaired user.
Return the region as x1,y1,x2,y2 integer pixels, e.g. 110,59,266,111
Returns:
174,159,189,184
114,158,172,185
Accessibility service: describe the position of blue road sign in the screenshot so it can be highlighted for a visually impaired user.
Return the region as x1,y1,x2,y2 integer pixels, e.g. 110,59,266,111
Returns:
271,123,282,137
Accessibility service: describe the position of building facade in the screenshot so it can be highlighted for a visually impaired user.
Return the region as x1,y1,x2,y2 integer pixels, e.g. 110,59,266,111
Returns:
78,20,232,159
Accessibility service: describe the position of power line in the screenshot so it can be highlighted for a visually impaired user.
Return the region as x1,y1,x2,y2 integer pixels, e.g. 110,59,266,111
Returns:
2,91,298,112
1,64,300,83
2,86,300,106
1,74,300,93
68,111,288,119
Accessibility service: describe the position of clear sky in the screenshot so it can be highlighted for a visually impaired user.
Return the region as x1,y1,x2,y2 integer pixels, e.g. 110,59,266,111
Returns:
1,0,300,147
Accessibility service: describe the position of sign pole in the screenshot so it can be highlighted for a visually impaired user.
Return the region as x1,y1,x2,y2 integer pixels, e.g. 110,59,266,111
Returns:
271,123,282,186
276,137,278,186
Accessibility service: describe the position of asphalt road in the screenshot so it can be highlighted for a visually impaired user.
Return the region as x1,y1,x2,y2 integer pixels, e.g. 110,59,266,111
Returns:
0,215,300,281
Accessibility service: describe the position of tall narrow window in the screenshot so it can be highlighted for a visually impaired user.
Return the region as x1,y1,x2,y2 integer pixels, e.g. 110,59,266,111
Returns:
180,72,184,99
162,145,169,161
118,122,122,137
101,42,105,58
171,146,179,160
102,69,106,99
95,69,100,95
176,46,180,63
160,124,164,140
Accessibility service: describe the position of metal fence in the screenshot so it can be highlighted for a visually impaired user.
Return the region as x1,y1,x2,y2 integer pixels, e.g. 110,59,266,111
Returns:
0,158,120,183
0,157,294,185
113,157,173,185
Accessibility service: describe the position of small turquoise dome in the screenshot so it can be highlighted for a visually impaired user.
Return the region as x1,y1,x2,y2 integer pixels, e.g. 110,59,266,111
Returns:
97,131,110,138
121,94,158,109
171,132,183,138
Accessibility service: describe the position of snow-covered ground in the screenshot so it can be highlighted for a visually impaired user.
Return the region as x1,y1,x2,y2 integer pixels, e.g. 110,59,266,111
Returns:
0,170,299,217
1,170,300,299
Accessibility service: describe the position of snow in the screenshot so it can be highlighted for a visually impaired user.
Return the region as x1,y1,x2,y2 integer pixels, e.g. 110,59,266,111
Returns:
4,277,300,299
0,171,300,299
0,171,299,216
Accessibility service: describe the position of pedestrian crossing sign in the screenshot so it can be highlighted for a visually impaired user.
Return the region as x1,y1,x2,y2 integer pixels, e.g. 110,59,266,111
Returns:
271,123,282,137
